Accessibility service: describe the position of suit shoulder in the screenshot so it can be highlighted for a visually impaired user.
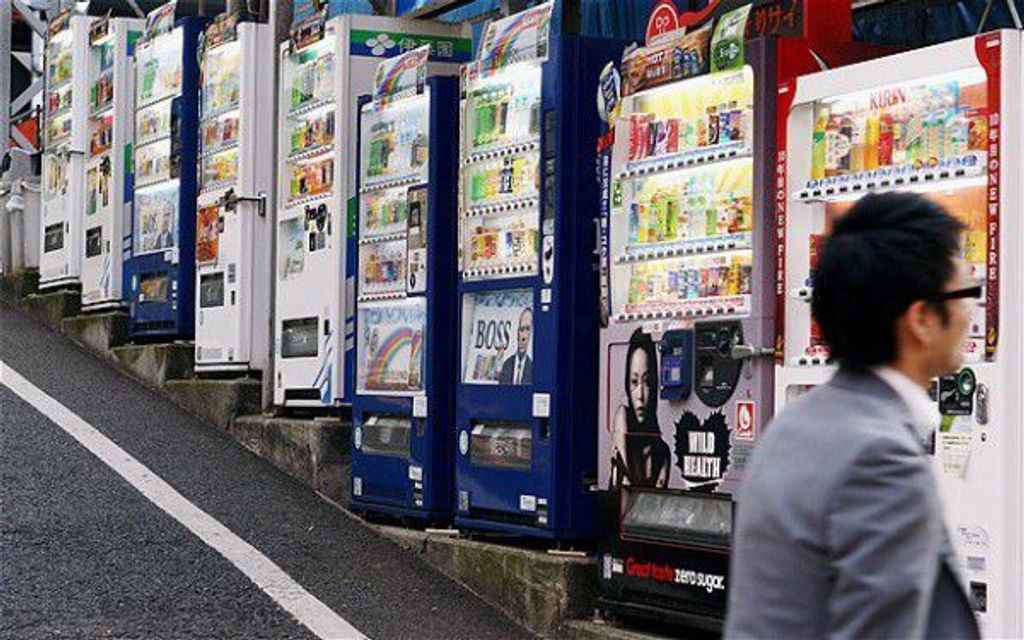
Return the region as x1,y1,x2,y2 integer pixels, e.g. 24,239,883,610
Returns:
766,383,905,450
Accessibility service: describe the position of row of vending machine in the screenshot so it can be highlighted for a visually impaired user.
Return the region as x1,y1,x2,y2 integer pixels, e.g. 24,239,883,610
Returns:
37,0,1022,634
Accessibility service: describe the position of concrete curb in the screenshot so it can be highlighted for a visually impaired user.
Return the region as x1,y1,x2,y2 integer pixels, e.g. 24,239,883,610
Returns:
232,416,351,505
165,379,263,430
562,619,681,640
63,312,129,356
0,270,38,304
23,290,79,332
112,343,195,387
379,526,598,638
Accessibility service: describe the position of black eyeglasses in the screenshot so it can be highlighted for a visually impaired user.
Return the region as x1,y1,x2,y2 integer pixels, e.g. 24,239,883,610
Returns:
930,284,983,303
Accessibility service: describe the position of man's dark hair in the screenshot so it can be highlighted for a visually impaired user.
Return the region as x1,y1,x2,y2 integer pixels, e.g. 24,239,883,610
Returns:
811,191,965,369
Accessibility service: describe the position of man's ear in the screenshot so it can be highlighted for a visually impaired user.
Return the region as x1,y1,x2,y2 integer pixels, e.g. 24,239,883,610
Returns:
900,300,936,345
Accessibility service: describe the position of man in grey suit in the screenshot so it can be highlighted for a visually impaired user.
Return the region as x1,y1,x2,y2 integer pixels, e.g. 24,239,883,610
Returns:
725,192,981,639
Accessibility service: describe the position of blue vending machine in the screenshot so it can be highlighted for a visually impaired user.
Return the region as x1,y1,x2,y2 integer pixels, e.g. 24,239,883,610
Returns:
351,48,460,520
454,2,626,539
125,8,206,338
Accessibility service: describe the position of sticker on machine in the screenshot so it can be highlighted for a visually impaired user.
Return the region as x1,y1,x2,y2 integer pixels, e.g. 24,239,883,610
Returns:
674,410,731,492
196,205,220,265
734,401,756,441
542,235,554,284
519,494,537,512
279,218,305,280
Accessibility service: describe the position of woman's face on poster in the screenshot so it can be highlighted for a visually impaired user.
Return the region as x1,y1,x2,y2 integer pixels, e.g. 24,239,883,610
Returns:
628,348,651,423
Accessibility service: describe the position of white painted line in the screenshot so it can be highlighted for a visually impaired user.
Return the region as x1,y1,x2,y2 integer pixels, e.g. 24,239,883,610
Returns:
0,361,367,640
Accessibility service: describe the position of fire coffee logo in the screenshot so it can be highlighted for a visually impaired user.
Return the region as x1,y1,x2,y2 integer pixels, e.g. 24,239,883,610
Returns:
674,411,731,491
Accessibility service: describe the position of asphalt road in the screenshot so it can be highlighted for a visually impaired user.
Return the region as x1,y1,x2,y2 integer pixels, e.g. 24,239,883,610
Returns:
0,302,530,640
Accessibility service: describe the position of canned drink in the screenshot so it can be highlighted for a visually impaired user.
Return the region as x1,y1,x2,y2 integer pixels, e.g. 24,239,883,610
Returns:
666,119,680,154
740,264,752,294
727,264,741,295
667,268,679,293
688,269,701,300
629,115,644,161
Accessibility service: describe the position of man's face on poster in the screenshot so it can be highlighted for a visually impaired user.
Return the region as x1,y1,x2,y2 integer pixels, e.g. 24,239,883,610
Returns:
517,308,532,357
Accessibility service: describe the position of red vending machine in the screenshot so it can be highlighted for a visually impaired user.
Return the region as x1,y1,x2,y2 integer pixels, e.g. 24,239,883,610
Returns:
775,31,1023,638
594,0,885,629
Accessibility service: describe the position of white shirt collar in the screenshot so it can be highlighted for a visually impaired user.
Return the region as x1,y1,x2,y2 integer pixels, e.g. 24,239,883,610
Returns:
872,366,940,442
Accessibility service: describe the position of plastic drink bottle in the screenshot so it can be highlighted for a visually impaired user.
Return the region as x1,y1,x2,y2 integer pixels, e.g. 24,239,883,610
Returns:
811,106,828,179
849,116,866,173
864,113,880,170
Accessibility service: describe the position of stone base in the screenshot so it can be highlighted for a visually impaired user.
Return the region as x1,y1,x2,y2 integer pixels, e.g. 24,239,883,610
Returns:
23,291,80,332
380,526,598,638
62,312,129,356
562,619,682,640
112,343,194,388
164,378,262,430
0,270,38,305
231,416,351,505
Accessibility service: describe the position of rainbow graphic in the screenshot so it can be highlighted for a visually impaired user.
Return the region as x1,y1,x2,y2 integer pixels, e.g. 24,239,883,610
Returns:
374,46,429,107
480,1,552,74
367,327,423,389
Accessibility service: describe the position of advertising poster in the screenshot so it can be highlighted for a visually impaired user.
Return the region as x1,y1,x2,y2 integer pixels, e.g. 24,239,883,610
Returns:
135,182,178,254
144,1,177,40
710,4,751,72
196,205,220,265
279,217,305,280
373,45,429,107
462,288,533,385
621,24,711,96
358,299,426,395
601,328,737,492
477,1,553,75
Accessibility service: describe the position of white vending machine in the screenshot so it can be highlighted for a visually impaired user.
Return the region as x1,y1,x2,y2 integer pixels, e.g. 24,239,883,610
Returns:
774,31,1022,638
40,9,92,290
194,14,274,373
274,13,469,407
81,16,143,310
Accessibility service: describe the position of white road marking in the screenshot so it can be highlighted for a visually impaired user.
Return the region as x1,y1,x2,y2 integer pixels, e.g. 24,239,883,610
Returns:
0,361,366,640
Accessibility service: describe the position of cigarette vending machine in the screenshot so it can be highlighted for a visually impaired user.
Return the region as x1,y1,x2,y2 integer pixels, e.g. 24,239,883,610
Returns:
595,0,880,628
81,16,144,310
774,31,1022,638
39,9,92,290
274,12,469,407
350,48,459,519
193,12,273,372
125,7,207,339
453,2,626,539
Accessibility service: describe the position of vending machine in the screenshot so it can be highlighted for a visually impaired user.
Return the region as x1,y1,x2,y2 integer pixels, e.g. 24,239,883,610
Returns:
274,12,469,407
774,31,1022,638
39,9,92,290
594,0,883,628
452,2,626,539
125,6,207,339
350,48,459,519
81,16,144,310
193,12,273,372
